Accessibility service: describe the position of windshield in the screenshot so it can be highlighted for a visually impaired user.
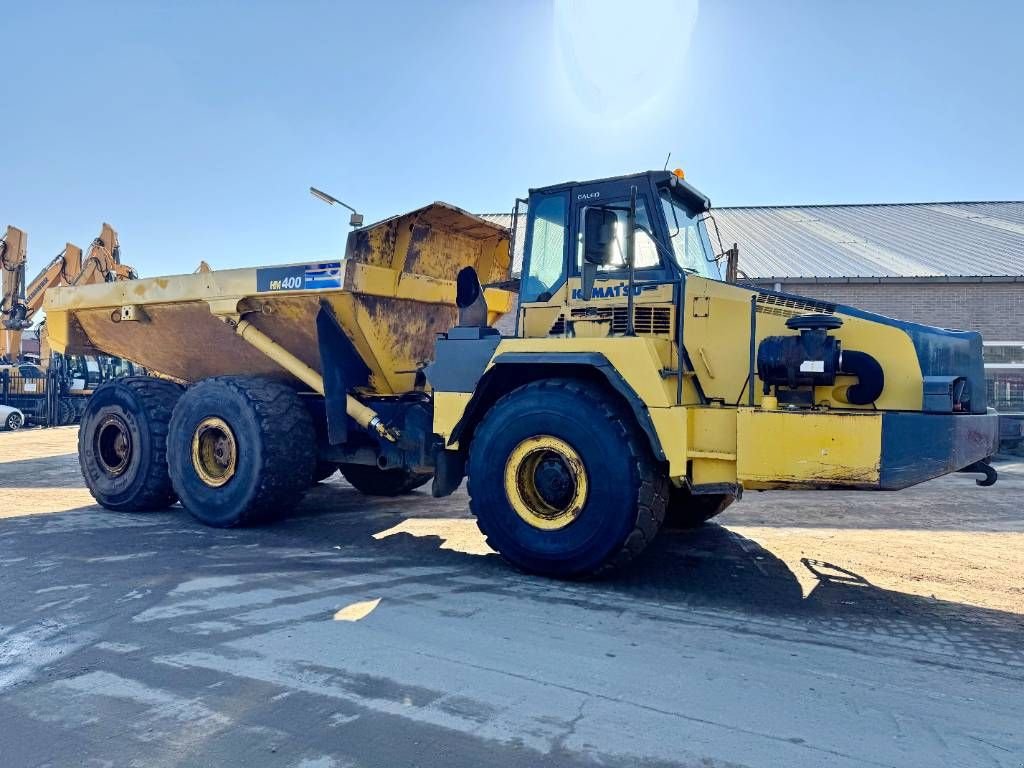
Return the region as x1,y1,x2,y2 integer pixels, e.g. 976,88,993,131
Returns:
659,190,721,280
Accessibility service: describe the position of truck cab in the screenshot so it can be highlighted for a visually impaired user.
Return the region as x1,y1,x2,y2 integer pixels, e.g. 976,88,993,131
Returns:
515,170,720,340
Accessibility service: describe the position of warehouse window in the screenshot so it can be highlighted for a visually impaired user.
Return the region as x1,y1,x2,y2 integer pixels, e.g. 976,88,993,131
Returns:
522,194,568,302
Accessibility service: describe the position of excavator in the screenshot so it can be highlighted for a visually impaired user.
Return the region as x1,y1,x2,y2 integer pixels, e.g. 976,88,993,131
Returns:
2,223,136,359
1,223,138,424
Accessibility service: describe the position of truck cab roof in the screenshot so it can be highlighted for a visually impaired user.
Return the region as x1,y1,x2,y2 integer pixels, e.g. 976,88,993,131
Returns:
528,170,711,212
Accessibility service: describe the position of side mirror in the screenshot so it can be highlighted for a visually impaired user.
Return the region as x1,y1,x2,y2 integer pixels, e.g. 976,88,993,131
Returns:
583,208,618,266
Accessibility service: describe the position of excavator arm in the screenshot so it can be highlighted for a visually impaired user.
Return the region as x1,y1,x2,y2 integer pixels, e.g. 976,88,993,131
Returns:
2,226,29,327
2,226,30,360
1,223,135,362
72,223,136,286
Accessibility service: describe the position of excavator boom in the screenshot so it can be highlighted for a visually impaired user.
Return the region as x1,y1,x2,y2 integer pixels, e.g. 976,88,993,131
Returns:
1,224,135,362
2,226,29,326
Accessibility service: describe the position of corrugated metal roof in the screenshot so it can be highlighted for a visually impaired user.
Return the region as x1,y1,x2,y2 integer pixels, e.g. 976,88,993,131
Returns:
715,201,1024,279
480,201,1024,279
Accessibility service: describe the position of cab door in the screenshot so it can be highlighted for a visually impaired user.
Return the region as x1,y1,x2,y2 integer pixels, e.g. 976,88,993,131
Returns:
517,191,571,338
565,179,676,338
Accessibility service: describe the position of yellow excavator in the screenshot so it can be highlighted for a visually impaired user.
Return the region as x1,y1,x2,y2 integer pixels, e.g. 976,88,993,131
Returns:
2,223,136,360
1,223,138,424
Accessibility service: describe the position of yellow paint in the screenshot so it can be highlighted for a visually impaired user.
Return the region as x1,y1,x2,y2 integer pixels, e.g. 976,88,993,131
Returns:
684,406,740,485
190,417,238,488
519,278,677,343
333,598,381,622
45,203,515,398
648,407,688,477
432,391,473,445
503,435,588,531
737,408,882,489
683,275,924,411
486,336,684,407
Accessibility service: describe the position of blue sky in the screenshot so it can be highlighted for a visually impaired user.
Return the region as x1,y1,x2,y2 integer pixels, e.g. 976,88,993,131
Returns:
2,0,1021,278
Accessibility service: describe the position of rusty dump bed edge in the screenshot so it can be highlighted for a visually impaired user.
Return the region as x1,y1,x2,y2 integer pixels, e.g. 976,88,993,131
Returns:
43,203,514,396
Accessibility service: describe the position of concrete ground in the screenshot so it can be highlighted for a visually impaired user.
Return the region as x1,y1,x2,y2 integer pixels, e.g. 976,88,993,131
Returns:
0,426,1021,768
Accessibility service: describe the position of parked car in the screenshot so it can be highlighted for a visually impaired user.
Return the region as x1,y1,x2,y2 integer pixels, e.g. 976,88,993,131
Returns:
1,404,25,431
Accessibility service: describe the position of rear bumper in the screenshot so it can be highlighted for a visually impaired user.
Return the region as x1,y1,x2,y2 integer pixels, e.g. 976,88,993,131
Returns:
735,408,999,491
879,411,1000,490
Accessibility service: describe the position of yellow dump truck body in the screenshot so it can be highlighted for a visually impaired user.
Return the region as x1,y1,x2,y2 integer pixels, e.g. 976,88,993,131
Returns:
45,203,513,395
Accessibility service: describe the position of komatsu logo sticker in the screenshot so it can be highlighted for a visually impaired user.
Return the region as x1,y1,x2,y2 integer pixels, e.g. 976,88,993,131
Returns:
257,262,342,292
571,283,654,300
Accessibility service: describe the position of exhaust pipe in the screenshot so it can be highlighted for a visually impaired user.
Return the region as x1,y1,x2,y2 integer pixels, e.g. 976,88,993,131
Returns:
456,267,488,327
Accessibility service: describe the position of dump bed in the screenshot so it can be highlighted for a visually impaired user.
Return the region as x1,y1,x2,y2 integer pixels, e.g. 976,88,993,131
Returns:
44,203,513,395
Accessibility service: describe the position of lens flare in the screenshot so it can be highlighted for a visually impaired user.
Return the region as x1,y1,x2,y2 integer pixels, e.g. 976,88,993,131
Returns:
552,0,699,135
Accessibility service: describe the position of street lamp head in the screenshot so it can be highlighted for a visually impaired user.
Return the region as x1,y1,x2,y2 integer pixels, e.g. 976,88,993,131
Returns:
309,186,339,206
309,186,362,228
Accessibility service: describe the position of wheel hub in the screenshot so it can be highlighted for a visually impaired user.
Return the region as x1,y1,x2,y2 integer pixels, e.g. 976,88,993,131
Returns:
504,435,588,531
95,415,132,477
191,417,238,487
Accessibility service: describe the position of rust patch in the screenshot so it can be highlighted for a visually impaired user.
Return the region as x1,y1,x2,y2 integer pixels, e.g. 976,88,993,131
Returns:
402,220,433,275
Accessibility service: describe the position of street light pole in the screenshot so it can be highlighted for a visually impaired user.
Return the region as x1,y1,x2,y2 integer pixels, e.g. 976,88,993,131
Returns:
309,187,364,228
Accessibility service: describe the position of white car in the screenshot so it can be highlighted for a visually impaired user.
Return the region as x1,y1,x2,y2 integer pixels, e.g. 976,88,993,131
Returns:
1,404,25,431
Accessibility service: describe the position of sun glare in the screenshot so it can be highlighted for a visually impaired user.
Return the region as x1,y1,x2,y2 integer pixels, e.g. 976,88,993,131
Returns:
552,0,699,135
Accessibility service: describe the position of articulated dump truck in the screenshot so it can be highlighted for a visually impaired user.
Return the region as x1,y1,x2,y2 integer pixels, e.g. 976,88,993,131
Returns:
44,172,1000,578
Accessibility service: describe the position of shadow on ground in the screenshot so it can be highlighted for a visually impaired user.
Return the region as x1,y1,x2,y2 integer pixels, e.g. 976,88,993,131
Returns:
0,453,82,488
4,476,1018,673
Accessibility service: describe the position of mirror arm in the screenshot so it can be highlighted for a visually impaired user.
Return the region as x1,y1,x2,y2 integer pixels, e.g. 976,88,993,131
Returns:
581,261,597,303
625,186,637,336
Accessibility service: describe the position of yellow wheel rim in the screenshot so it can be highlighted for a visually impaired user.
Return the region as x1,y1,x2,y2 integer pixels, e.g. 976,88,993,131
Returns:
504,435,588,531
191,417,238,488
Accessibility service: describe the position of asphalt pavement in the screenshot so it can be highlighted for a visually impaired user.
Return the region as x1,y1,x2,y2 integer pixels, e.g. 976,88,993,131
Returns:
0,427,1021,767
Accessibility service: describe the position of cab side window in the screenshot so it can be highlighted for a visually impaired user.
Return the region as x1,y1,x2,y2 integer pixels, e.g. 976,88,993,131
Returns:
522,194,568,302
576,197,660,272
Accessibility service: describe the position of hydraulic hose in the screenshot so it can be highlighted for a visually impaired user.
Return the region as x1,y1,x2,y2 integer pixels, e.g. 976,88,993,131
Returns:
233,318,397,442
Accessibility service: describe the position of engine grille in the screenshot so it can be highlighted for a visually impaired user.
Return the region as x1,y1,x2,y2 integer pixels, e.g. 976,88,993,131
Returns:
547,306,673,336
755,292,836,318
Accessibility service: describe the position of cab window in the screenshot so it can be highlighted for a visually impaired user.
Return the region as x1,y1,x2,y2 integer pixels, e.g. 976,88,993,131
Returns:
660,190,720,279
522,194,568,301
576,197,660,272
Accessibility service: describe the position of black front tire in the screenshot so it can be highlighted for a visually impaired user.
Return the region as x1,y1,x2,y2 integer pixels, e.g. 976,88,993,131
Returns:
78,377,184,511
467,378,668,579
167,376,315,527
338,464,432,496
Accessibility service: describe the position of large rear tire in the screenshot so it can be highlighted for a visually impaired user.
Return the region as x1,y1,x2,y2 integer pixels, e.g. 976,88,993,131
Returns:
167,376,315,527
78,377,184,511
467,378,668,579
338,464,432,496
664,488,736,529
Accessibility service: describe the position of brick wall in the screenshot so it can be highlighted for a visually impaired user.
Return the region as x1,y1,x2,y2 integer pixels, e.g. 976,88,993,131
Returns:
750,281,1024,341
